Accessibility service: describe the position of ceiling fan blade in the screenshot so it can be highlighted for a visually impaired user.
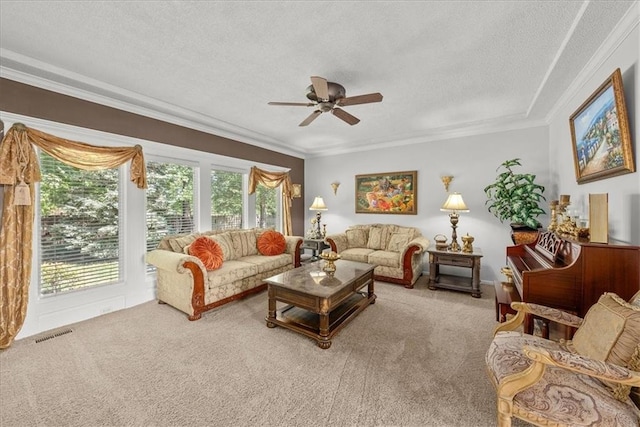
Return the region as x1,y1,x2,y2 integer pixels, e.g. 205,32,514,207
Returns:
332,108,360,126
268,101,315,107
310,76,329,101
337,92,383,107
299,110,322,127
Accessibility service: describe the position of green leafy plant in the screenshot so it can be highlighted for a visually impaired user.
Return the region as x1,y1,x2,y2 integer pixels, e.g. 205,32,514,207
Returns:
484,158,546,229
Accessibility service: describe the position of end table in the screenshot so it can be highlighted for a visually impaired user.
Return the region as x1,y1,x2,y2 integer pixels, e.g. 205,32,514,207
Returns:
302,238,329,262
427,247,482,297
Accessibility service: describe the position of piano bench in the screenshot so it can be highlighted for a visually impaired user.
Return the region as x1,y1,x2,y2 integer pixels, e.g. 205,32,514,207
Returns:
494,281,521,322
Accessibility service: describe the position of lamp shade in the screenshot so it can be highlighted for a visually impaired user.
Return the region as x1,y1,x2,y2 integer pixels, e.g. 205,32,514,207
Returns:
440,192,469,212
309,196,328,211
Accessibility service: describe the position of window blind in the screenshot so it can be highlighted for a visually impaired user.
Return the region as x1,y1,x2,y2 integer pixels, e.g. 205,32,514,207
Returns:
39,151,121,296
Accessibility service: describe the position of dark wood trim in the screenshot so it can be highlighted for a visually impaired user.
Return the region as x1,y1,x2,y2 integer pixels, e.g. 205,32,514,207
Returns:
190,284,268,321
293,239,303,267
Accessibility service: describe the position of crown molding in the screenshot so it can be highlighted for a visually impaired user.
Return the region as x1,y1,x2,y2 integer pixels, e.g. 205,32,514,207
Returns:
0,110,290,173
307,115,548,158
526,1,590,117
544,1,639,123
0,49,306,159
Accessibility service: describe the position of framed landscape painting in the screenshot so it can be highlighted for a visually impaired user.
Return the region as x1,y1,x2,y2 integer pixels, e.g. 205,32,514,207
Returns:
569,68,635,184
355,171,417,214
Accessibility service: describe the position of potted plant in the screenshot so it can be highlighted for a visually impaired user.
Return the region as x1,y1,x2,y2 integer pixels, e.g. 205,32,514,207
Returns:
483,158,546,244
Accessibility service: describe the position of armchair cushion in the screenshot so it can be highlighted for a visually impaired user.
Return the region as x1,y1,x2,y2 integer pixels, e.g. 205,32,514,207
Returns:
573,293,640,368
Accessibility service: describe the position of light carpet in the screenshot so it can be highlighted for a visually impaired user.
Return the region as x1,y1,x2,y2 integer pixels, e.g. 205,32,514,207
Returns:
0,277,525,426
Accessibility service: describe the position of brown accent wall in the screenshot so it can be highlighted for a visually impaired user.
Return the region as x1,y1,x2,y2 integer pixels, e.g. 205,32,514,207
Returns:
0,78,305,235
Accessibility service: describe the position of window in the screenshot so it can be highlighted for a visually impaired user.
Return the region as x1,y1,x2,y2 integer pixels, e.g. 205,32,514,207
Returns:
211,169,243,229
39,151,121,296
255,184,279,229
145,160,196,258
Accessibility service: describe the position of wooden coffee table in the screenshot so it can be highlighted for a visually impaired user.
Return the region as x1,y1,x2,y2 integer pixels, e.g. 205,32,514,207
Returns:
265,259,376,349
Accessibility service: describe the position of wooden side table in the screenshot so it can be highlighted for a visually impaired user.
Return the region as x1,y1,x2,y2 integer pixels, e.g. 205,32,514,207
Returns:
302,238,329,261
427,247,483,298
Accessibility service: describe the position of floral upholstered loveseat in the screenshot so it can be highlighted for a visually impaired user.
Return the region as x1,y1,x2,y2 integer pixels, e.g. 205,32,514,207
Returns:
325,224,429,288
146,228,303,320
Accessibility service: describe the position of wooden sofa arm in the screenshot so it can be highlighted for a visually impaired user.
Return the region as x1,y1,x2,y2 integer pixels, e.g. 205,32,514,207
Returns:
494,301,584,336
285,237,303,267
325,233,347,253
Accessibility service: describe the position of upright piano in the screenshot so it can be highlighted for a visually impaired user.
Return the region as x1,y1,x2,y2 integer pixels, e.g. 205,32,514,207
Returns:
506,231,640,335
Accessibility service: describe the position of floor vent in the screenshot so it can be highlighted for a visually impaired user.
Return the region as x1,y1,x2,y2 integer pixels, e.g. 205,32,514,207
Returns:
35,328,73,343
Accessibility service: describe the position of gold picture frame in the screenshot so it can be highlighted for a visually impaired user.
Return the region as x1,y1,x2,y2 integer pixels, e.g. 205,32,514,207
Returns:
569,68,635,184
355,171,417,214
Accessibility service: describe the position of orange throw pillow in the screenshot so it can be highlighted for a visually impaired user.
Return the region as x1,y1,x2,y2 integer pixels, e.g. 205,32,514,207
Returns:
257,230,286,256
188,237,224,270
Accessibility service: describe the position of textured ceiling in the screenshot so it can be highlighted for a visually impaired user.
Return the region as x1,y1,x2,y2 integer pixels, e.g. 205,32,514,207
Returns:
0,1,636,158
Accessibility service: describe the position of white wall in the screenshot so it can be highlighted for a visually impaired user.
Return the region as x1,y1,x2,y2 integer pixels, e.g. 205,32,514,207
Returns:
548,9,639,245
304,125,550,284
305,6,640,285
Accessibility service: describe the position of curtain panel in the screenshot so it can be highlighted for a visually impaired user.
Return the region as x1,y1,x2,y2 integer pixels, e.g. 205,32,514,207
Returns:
248,166,293,236
0,123,147,349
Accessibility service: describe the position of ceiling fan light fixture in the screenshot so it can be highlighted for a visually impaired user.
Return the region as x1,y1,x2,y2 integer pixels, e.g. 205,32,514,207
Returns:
269,76,381,126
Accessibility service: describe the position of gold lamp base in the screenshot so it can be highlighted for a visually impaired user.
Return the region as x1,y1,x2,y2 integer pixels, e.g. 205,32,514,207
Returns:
448,212,461,252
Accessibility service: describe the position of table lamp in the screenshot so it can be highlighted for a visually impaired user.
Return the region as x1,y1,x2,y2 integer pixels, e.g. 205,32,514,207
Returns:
309,196,328,238
440,192,469,252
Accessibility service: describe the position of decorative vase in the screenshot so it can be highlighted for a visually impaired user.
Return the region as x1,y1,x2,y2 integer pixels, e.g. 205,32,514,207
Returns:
461,233,474,253
320,251,340,275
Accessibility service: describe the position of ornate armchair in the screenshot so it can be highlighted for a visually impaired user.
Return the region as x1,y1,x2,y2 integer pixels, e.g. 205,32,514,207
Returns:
486,293,640,426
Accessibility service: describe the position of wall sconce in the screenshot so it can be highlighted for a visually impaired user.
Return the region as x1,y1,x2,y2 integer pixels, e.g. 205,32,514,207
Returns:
291,183,302,198
441,176,453,192
331,181,340,195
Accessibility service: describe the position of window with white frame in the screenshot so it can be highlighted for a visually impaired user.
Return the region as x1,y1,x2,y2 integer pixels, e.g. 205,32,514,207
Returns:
255,184,279,229
39,151,121,296
211,169,243,229
145,160,196,264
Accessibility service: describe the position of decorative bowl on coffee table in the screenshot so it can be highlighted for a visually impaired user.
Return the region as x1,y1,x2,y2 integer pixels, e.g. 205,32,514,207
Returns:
319,251,340,274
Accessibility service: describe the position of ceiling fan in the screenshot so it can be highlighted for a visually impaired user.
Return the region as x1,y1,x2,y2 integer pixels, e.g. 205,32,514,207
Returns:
268,76,383,127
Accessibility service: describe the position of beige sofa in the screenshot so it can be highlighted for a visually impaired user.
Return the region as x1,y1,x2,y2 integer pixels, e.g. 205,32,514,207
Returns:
146,228,303,320
325,224,429,288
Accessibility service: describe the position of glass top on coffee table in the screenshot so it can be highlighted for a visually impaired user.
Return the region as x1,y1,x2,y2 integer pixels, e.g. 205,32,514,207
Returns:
265,259,374,298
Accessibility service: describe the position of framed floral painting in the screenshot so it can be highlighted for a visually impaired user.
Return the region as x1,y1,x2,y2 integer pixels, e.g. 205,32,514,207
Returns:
569,68,635,184
355,171,417,214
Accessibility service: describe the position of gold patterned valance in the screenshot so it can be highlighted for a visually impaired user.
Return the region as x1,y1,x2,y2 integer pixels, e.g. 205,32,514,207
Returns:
0,123,147,188
249,166,293,236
